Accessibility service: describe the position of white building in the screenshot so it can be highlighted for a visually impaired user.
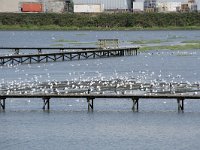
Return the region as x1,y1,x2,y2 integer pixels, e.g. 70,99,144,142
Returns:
0,0,66,13
134,0,199,11
157,2,181,12
74,4,104,13
0,0,19,12
73,0,132,11
133,2,144,11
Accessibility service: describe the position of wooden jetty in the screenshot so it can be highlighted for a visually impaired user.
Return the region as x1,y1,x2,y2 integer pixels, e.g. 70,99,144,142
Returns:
0,93,200,112
0,47,139,65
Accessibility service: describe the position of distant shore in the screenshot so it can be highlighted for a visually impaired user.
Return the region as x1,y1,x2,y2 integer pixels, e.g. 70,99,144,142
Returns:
0,25,200,31
0,12,200,31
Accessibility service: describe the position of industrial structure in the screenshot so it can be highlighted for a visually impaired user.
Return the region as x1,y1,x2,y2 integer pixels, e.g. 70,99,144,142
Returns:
73,0,132,12
0,0,199,13
133,0,198,12
0,0,72,13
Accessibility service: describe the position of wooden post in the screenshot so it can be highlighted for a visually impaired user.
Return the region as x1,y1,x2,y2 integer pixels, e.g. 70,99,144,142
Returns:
42,98,50,110
87,98,94,111
93,52,95,58
132,98,139,112
0,98,6,110
29,57,32,64
11,58,14,65
78,53,81,60
46,55,48,62
177,98,184,112
37,56,40,63
54,54,56,61
62,54,65,61
70,53,72,60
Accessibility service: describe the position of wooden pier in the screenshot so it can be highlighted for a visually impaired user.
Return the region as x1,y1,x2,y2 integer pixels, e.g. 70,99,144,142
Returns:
0,93,200,112
0,47,139,65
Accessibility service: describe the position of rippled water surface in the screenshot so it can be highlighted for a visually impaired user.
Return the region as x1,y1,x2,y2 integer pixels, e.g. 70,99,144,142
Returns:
0,30,200,150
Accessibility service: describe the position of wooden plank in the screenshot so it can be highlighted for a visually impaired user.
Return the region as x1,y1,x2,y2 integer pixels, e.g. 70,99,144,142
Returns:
0,93,200,99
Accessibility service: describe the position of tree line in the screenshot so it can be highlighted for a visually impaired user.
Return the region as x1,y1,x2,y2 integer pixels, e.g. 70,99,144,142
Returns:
0,12,199,29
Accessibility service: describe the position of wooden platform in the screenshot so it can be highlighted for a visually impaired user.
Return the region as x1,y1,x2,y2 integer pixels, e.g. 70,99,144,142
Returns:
0,47,139,65
1,93,199,112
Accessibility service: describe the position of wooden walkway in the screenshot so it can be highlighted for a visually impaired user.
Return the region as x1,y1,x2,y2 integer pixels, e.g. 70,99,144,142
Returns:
1,93,200,112
0,47,139,65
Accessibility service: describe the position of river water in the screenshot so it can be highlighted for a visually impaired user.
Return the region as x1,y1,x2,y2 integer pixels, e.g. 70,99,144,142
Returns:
0,30,200,150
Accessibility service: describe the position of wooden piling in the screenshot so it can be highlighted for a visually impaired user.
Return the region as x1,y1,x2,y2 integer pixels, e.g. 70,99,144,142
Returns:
42,98,50,110
87,98,94,111
177,98,184,112
0,99,5,110
132,98,139,112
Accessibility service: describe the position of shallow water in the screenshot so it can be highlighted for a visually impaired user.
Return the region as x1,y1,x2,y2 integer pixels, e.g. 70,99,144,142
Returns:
0,30,200,150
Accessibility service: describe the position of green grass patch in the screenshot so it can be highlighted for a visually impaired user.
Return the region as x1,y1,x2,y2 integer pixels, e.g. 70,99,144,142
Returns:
140,43,200,51
1,24,200,31
176,53,193,56
130,39,164,44
181,40,200,43
54,39,96,45
55,39,77,43
75,33,87,36
50,44,64,47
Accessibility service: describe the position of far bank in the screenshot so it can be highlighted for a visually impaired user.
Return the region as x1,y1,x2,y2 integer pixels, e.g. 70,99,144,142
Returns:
0,13,200,31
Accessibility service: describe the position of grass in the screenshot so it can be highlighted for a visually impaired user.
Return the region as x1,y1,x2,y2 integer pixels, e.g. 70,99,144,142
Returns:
181,40,200,43
50,44,64,47
0,25,200,31
140,43,200,51
54,39,97,45
55,39,77,43
75,33,87,36
130,39,164,44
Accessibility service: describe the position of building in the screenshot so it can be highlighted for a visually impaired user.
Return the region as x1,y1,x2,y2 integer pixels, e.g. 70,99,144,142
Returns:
74,4,104,13
157,2,181,12
0,0,70,13
0,0,199,13
0,0,19,12
44,0,65,13
73,0,133,12
133,2,144,12
144,0,157,12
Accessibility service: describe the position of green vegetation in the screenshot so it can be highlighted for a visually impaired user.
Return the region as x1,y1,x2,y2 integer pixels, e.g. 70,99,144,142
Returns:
130,39,163,44
181,40,200,43
75,33,87,36
54,39,96,45
50,44,64,47
0,13,200,30
140,43,200,51
55,39,77,43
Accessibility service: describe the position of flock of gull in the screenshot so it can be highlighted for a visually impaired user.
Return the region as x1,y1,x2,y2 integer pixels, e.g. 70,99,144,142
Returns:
1,77,200,96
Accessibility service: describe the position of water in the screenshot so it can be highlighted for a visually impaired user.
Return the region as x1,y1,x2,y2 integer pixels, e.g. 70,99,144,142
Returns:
0,30,200,150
